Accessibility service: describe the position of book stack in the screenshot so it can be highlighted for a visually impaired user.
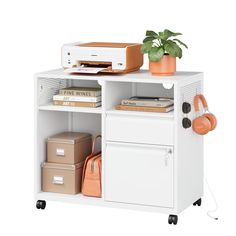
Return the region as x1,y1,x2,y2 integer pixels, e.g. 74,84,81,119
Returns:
115,96,174,113
53,87,101,108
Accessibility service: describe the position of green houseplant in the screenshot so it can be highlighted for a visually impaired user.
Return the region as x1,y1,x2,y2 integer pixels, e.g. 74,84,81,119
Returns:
141,29,188,76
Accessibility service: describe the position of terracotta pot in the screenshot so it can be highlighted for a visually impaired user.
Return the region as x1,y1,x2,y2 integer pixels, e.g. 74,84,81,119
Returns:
149,54,176,76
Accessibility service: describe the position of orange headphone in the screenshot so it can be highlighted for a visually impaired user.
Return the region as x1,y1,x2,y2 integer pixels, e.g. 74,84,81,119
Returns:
192,94,217,135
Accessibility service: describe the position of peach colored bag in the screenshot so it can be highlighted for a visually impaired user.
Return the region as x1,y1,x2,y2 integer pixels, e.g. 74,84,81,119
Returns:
82,135,102,197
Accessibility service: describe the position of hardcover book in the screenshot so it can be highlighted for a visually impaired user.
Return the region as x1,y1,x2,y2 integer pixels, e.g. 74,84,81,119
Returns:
53,95,102,102
121,97,173,108
59,87,101,97
53,100,101,108
115,104,174,113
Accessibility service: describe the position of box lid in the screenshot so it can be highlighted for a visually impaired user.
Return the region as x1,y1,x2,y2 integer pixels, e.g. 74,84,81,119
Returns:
47,132,91,144
42,161,84,170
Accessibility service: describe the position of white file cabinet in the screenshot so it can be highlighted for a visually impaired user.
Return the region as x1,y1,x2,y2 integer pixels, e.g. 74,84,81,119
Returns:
34,69,203,225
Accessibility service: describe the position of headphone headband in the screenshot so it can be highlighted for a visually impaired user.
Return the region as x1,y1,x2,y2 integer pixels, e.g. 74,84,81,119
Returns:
194,94,208,112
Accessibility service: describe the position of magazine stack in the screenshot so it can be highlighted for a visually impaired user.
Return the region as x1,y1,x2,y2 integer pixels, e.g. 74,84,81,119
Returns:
115,96,174,113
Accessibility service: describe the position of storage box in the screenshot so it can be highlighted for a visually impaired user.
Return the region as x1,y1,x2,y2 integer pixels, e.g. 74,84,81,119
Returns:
42,162,84,194
47,132,92,164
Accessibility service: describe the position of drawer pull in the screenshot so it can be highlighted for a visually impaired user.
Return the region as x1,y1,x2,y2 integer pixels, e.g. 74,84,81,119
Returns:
52,176,64,185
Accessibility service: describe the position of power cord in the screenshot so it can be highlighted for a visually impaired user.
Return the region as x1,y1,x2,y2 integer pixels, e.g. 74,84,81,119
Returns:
204,178,219,220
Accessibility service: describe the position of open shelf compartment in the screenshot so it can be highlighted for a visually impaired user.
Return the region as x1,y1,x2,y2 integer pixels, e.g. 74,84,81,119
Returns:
36,77,102,114
35,111,102,197
104,81,174,116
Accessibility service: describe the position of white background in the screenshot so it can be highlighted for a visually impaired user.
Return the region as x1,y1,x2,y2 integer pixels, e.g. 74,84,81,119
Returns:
0,0,235,235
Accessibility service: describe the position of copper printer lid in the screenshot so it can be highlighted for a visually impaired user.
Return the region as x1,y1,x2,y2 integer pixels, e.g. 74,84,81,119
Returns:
78,42,137,48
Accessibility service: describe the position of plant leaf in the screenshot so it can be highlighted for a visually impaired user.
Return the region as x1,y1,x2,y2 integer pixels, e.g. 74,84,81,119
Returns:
148,47,164,62
160,39,166,45
164,40,182,58
177,47,183,59
146,30,158,37
164,29,182,37
159,29,182,40
158,31,166,40
143,36,156,43
173,38,188,48
141,41,153,54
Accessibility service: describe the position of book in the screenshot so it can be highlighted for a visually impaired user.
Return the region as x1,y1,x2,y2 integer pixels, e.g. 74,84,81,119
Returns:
53,95,101,102
121,96,173,108
115,104,174,113
53,100,101,108
59,87,101,97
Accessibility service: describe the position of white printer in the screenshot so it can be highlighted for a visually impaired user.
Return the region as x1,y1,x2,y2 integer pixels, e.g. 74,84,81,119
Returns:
62,42,143,74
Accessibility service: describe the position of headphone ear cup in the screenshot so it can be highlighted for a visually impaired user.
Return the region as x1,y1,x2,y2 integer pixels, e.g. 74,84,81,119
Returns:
192,116,211,135
203,113,217,131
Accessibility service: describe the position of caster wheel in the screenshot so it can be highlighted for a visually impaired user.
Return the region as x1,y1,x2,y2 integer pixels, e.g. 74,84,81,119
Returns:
36,200,46,210
193,198,201,206
168,215,178,225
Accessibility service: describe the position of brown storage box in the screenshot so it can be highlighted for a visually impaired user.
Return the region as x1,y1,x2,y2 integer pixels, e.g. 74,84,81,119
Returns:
42,162,84,194
47,132,92,164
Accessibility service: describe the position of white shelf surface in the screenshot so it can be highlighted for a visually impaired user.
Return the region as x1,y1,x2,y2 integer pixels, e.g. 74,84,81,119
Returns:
106,109,174,118
38,102,102,114
37,192,103,205
35,68,202,84
36,192,176,214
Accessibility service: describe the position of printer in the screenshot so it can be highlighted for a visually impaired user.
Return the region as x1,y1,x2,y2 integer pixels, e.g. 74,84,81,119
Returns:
62,42,143,74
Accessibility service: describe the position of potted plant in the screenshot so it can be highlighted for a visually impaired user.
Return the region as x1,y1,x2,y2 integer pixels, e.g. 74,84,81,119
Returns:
141,29,188,76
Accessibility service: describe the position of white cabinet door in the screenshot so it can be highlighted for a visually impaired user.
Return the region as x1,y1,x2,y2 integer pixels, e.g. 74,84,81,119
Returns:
105,142,174,208
106,114,174,145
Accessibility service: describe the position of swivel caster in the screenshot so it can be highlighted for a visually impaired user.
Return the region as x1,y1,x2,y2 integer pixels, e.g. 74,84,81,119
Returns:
36,200,46,210
168,215,178,225
193,198,202,206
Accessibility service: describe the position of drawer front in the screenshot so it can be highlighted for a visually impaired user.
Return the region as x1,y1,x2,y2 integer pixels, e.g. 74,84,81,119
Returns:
105,142,174,208
106,114,174,145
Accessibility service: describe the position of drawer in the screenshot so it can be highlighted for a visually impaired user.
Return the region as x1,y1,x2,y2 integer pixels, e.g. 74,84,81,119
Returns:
105,142,174,207
106,113,174,145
